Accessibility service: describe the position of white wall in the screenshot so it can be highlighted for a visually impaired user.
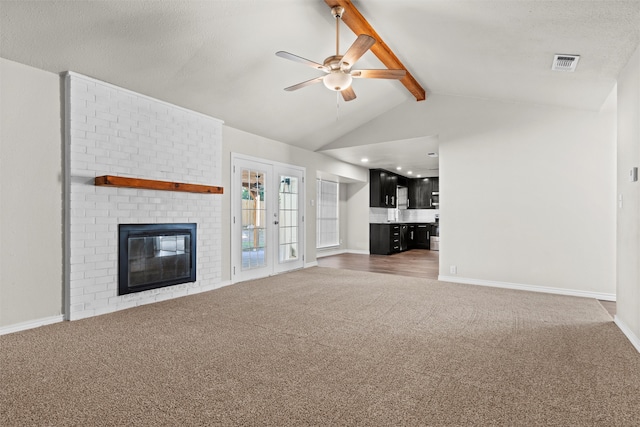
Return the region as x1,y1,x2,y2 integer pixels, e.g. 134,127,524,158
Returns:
0,58,63,328
220,126,369,281
329,92,617,298
346,182,370,253
439,95,616,298
616,43,640,350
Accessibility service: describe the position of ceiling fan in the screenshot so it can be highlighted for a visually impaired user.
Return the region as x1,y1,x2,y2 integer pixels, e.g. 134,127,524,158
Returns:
276,6,406,102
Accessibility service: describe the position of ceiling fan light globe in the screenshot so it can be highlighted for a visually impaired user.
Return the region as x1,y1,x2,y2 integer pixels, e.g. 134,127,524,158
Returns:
323,72,352,91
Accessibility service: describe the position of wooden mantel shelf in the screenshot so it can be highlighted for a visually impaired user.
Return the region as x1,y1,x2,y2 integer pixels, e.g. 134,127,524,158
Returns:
95,175,223,194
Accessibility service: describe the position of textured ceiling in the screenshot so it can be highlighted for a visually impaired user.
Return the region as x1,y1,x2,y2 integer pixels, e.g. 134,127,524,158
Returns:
1,0,639,174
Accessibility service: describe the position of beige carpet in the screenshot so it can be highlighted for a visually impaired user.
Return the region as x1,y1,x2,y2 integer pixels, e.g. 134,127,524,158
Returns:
1,267,639,426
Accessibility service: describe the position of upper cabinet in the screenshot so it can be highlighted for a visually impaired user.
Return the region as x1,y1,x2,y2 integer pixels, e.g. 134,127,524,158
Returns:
370,169,398,208
431,177,439,208
408,177,439,209
408,178,429,208
431,177,439,193
370,169,439,209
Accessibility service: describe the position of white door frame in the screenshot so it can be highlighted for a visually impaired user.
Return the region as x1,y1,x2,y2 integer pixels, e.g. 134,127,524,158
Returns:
231,153,305,283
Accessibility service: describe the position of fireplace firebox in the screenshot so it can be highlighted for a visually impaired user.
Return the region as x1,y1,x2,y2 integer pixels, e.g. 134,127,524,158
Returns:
118,223,197,295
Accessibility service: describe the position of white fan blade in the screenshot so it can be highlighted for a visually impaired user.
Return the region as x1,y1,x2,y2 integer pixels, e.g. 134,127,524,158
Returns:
276,51,329,72
351,69,406,79
284,76,324,91
341,35,375,69
341,86,356,102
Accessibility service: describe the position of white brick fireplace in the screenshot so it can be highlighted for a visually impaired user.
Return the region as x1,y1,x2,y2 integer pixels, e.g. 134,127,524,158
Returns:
65,72,223,320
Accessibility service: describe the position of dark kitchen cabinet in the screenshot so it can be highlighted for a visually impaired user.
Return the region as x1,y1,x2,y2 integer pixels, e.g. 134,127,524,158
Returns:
399,224,409,251
387,173,398,207
407,224,430,249
369,169,385,207
371,223,433,254
407,179,420,208
431,177,439,208
371,169,440,210
408,177,438,209
370,169,398,208
431,177,439,193
408,178,430,208
370,223,401,255
413,224,431,249
408,225,416,249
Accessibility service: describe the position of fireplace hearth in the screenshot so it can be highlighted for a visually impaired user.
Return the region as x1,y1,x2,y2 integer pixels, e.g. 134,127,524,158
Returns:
119,223,197,295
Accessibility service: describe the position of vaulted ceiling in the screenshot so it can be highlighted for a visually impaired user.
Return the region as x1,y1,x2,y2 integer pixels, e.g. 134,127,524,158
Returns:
1,1,639,176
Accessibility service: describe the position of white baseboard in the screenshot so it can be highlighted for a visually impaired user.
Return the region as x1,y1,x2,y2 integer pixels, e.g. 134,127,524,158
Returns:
316,249,346,258
347,249,370,255
614,316,640,353
0,315,65,336
305,261,319,268
437,275,617,301
316,249,370,258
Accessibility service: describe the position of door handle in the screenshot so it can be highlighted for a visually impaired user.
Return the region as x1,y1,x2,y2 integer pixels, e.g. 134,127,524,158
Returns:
274,221,279,225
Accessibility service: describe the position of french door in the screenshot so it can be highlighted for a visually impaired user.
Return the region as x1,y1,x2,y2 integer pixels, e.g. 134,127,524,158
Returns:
231,154,305,283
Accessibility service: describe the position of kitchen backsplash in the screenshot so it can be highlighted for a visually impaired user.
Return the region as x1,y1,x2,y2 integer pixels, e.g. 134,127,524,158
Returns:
370,208,439,224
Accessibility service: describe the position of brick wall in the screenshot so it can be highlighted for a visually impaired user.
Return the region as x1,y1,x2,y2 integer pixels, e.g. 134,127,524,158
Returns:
65,72,223,320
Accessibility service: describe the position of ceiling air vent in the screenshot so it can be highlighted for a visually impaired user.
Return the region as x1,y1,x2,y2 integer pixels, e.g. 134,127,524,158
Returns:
552,54,580,72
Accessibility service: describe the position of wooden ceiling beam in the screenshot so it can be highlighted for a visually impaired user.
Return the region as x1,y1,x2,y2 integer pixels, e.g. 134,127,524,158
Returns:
324,0,426,101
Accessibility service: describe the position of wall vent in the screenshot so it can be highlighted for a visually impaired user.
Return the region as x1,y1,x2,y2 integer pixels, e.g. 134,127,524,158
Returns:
552,54,580,72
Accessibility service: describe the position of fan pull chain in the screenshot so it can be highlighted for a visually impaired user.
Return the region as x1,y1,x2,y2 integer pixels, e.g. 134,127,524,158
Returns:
335,10,340,55
335,8,341,122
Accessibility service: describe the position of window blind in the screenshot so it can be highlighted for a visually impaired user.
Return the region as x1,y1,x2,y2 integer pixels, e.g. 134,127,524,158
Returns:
316,179,339,248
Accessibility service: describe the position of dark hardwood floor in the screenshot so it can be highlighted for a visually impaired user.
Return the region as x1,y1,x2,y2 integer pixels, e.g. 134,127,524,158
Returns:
317,250,616,317
317,249,439,280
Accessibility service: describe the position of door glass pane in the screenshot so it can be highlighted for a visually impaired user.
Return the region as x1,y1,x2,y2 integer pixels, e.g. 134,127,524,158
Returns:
278,175,299,263
241,168,267,270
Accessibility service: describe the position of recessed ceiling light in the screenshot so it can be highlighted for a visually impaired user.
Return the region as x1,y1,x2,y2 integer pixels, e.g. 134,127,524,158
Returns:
407,171,413,175
361,158,368,163
396,166,402,170
416,174,422,178
427,152,439,158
